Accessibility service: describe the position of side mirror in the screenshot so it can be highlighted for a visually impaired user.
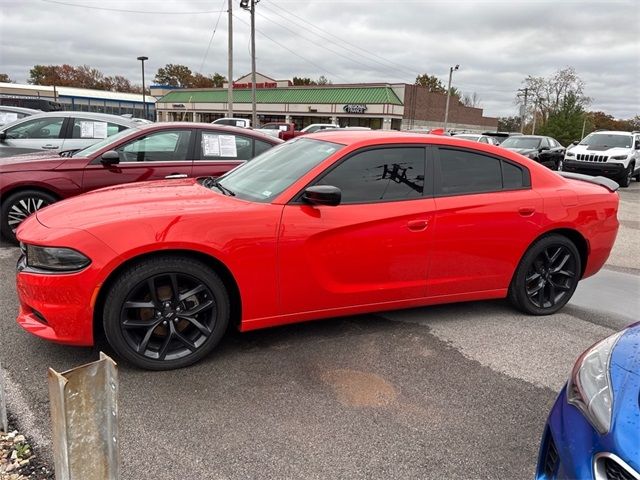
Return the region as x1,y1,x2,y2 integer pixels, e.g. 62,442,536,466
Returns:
302,185,341,206
635,140,640,150
571,141,579,146
100,150,120,165
0,131,6,142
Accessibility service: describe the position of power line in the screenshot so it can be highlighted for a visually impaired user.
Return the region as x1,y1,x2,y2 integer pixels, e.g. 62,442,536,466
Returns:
199,0,227,73
263,2,418,78
40,0,226,15
232,13,348,83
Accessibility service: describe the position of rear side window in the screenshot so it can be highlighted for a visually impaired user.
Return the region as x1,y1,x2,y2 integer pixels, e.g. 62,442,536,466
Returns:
71,118,127,139
316,147,426,203
437,148,528,195
198,132,254,160
254,139,274,157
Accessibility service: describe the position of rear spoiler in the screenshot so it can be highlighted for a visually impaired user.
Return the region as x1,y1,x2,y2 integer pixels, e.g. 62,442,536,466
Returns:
558,172,619,192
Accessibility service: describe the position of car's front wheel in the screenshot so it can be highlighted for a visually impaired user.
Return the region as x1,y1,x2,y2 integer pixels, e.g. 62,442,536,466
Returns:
618,163,633,188
0,189,57,243
508,234,581,315
103,256,230,370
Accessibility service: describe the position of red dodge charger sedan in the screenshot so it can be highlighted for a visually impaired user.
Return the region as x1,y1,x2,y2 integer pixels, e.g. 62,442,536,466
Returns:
15,131,619,369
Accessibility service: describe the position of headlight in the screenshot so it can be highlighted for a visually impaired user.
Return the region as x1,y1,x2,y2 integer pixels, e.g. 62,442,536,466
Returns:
567,330,625,434
610,155,628,160
26,245,91,272
565,151,575,157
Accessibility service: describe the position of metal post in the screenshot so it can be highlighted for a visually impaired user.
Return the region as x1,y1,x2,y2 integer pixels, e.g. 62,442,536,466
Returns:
443,64,458,132
48,352,119,480
227,0,234,117
250,0,258,127
137,56,148,120
0,363,7,433
581,116,587,139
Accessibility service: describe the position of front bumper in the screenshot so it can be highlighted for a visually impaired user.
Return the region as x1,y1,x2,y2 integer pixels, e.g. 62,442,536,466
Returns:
536,384,640,479
562,159,625,178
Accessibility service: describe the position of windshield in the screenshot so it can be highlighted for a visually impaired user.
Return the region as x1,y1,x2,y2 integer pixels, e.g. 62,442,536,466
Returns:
579,133,632,148
216,138,343,202
71,128,134,157
501,137,541,149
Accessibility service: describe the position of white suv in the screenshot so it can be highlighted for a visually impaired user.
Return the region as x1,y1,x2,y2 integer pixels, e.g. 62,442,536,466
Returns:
562,130,640,187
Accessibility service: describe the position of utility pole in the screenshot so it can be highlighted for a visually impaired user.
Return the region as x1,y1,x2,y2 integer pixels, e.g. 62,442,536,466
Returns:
227,0,233,117
241,0,259,127
137,56,149,120
531,97,538,134
443,64,459,132
517,87,529,134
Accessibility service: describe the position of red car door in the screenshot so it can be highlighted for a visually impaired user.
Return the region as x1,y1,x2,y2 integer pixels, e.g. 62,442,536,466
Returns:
81,129,195,192
427,146,544,297
278,146,435,314
191,129,276,178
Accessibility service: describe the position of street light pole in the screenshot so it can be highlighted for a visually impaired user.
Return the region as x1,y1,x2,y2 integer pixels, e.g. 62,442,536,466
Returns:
443,64,459,132
241,0,259,127
227,0,233,117
137,56,148,120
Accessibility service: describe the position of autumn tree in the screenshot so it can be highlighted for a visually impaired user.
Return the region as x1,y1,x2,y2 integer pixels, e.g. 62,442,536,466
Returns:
190,73,214,88
154,64,194,87
414,73,446,93
0,73,13,83
497,116,521,132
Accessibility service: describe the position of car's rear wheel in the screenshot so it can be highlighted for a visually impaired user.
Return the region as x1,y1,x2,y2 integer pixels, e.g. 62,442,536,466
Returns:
0,189,56,244
508,234,581,315
618,163,633,188
103,256,230,370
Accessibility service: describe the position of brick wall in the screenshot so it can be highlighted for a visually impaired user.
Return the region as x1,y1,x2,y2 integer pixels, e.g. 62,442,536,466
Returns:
403,85,498,130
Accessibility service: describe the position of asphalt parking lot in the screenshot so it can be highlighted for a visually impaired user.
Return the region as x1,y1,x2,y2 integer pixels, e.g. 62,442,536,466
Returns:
0,181,638,479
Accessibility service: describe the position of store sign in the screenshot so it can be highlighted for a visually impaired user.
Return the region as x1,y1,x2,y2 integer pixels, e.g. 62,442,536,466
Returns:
172,104,186,108
233,82,277,89
343,104,367,114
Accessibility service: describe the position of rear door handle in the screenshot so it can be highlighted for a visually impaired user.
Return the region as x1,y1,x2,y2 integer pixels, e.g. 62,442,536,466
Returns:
165,174,188,179
518,207,536,217
407,219,429,231
42,145,59,149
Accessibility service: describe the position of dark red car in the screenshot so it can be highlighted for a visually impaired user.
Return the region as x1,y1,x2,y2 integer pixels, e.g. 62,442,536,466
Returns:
0,122,282,242
16,132,619,370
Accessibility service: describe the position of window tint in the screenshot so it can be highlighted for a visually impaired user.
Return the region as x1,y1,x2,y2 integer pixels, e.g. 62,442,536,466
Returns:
6,117,64,139
438,148,501,194
317,147,425,203
198,132,253,160
116,130,192,162
502,161,525,189
254,139,273,157
71,118,126,139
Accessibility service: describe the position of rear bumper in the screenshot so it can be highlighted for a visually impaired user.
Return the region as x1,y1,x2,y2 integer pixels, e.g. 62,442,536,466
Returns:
562,160,625,178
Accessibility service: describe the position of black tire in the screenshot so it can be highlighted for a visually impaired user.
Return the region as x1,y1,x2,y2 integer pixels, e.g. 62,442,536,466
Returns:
618,163,633,188
0,189,57,244
508,234,581,315
103,256,230,370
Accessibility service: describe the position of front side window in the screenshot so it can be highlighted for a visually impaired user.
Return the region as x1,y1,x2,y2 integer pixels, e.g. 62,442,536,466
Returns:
316,147,425,203
5,117,64,139
116,130,192,162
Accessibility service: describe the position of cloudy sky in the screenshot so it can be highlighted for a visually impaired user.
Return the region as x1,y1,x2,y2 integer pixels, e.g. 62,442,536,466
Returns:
1,0,638,118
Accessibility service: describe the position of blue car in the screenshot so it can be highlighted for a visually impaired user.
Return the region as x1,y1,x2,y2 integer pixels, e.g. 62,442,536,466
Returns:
536,323,640,479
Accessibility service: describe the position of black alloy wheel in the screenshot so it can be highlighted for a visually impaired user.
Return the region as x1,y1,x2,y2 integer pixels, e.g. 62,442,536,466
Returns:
103,256,229,370
0,189,56,243
509,234,581,315
618,164,633,188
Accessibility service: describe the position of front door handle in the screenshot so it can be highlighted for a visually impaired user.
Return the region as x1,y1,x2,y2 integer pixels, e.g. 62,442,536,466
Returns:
42,145,59,149
407,219,429,232
165,174,188,179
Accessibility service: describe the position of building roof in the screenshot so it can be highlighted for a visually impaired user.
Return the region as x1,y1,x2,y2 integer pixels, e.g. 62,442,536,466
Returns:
158,86,403,105
0,82,155,104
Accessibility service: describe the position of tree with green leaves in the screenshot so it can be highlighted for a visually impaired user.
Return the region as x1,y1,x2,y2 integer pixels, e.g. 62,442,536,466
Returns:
292,76,315,86
537,92,586,145
211,72,226,88
498,116,521,132
414,73,446,93
154,64,194,88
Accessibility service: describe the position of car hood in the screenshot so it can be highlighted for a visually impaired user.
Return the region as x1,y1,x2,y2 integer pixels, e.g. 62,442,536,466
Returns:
569,145,631,156
611,322,640,375
36,178,247,230
0,151,67,171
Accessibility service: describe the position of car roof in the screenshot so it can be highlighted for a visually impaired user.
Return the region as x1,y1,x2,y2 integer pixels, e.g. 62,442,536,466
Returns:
0,105,41,115
134,122,283,143
8,110,138,126
306,130,463,145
